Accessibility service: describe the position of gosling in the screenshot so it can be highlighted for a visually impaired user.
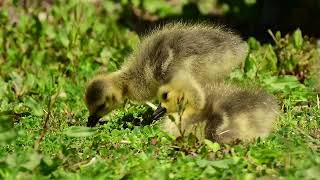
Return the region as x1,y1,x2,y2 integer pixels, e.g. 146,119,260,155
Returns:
85,23,248,127
154,79,279,143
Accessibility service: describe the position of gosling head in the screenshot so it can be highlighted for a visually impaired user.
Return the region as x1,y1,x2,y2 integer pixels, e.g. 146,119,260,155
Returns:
85,75,124,127
159,85,187,113
151,85,187,120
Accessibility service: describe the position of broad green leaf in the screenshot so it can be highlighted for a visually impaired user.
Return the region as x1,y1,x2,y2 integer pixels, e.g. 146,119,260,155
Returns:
143,0,171,14
210,159,232,169
198,0,217,14
293,28,303,49
21,152,43,170
244,0,256,5
25,97,44,117
0,113,16,145
196,159,211,168
247,37,260,50
243,173,255,180
132,0,140,7
39,156,60,175
45,26,56,39
63,126,97,137
104,1,116,13
275,31,281,41
120,0,128,5
263,45,278,72
59,31,69,48
0,78,8,98
229,69,245,81
210,157,240,169
0,131,16,144
261,75,304,91
142,0,159,13
204,139,220,152
300,166,320,179
197,157,240,169
202,165,217,175
244,55,257,79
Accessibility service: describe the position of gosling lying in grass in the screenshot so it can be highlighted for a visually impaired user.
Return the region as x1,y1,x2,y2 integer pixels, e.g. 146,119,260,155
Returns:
153,79,279,143
85,23,248,127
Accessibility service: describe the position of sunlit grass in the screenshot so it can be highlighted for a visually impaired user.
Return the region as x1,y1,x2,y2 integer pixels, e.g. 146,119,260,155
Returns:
0,1,319,179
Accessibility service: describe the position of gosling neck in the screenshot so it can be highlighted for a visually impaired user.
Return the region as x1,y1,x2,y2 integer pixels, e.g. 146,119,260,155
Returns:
106,71,128,101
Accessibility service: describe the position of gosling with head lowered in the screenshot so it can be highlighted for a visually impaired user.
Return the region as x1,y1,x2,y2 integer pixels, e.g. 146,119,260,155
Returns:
85,23,248,127
154,75,279,143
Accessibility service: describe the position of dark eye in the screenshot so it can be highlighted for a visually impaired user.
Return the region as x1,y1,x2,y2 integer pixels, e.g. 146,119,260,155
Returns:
162,92,168,101
97,104,105,111
111,95,116,102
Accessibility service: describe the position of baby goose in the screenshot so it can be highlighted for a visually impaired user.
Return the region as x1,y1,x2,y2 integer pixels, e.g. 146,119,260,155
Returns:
85,23,248,127
154,79,279,143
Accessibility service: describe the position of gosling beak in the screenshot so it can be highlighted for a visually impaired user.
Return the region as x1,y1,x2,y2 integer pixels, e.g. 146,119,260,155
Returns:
87,115,101,127
151,104,167,120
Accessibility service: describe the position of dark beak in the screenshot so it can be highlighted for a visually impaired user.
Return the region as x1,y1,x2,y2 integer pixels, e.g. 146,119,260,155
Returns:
151,104,167,120
87,115,101,127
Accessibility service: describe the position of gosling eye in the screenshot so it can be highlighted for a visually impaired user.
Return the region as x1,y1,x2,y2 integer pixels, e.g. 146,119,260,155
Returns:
105,96,110,102
106,95,116,103
162,92,168,101
111,95,116,102
96,104,105,112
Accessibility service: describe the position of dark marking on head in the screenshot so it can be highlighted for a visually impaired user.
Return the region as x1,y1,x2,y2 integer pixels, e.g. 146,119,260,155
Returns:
96,104,105,112
85,79,106,104
111,94,116,102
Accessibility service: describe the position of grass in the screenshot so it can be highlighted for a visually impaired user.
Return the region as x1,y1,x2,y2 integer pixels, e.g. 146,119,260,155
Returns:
0,1,320,179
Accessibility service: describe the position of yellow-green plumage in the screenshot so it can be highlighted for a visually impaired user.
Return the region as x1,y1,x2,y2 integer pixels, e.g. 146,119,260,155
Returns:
85,23,248,126
158,78,279,143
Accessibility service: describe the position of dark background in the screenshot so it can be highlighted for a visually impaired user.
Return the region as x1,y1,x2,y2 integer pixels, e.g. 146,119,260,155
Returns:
118,0,320,42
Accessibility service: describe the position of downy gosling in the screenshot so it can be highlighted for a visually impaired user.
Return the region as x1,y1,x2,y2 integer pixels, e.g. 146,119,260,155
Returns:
85,23,248,127
154,78,279,143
